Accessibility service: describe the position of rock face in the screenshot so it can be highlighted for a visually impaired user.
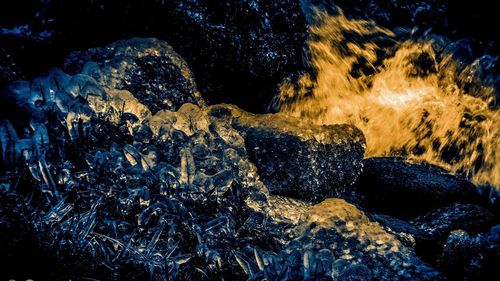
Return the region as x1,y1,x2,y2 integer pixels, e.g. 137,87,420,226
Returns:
353,157,482,219
64,38,205,113
0,47,22,86
368,213,433,251
165,0,308,110
221,105,366,202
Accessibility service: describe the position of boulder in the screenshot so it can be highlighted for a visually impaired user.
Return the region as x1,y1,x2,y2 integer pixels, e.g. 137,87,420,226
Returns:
353,157,482,219
207,104,366,202
411,203,498,242
292,199,443,280
64,38,205,113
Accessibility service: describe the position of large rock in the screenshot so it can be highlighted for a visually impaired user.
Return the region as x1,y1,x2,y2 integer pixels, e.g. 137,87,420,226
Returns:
207,104,366,202
291,199,443,280
64,38,205,113
371,204,497,262
353,157,482,219
166,0,308,110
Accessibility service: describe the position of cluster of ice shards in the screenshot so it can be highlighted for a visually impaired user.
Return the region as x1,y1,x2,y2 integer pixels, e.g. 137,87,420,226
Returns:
0,53,270,278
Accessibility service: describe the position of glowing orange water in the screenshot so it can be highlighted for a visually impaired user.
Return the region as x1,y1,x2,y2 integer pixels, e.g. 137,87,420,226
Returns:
275,10,499,188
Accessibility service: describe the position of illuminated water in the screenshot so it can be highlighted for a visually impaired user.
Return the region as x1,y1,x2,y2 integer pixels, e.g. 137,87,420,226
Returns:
273,6,499,188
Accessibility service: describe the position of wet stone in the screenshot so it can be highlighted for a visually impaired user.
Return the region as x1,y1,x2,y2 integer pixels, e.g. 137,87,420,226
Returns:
64,38,205,113
215,104,366,203
353,157,482,219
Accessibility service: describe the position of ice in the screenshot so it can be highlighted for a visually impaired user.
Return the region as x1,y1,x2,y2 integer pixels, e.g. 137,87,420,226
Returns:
179,146,196,185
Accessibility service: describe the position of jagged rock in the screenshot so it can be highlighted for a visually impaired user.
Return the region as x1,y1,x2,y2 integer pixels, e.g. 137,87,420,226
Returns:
64,38,205,113
0,47,23,86
437,226,500,280
411,203,497,242
353,157,482,219
165,0,308,110
207,104,366,202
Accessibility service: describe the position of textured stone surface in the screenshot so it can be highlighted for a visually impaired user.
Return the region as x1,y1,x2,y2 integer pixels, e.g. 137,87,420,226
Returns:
369,213,432,251
64,38,205,113
411,203,497,241
437,226,500,280
220,104,366,202
354,157,482,219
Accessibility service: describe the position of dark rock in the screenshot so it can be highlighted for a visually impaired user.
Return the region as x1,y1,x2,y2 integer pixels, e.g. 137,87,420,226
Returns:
211,104,366,202
266,195,312,246
437,226,500,280
353,157,482,219
313,0,500,54
411,203,498,242
369,213,433,251
64,38,205,113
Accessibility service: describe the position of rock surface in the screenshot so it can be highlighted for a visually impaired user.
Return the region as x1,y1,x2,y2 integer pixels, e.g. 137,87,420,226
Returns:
64,38,205,113
281,199,443,280
369,213,433,251
411,203,497,242
353,157,482,219
226,105,366,202
437,226,500,280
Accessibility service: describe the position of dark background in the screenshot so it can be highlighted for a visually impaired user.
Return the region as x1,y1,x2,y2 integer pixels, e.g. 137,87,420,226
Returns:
1,0,499,112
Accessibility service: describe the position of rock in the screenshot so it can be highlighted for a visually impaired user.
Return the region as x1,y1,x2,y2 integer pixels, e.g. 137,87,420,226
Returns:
64,38,205,113
294,199,443,280
368,213,433,252
236,199,444,280
437,226,500,280
411,203,498,242
208,104,366,202
353,157,482,219
0,47,23,86
266,195,312,246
